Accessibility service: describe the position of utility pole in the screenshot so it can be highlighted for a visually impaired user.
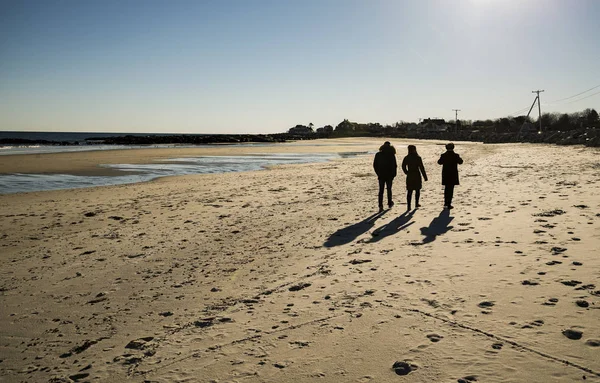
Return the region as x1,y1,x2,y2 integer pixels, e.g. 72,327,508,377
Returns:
452,109,461,133
532,90,544,132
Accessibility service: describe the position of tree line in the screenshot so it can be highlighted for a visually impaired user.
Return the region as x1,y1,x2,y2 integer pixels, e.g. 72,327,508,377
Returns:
288,108,599,136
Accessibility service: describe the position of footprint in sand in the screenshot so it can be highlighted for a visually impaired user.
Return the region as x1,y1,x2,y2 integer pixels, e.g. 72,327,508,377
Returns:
426,334,443,342
349,259,372,265
533,209,566,218
546,260,562,266
575,284,596,291
521,320,543,329
69,373,90,382
562,329,583,340
288,282,311,292
522,280,540,286
551,247,567,255
542,298,559,306
392,361,418,376
560,280,582,287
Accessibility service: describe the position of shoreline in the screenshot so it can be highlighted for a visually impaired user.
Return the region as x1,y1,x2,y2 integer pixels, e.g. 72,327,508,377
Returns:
0,138,453,177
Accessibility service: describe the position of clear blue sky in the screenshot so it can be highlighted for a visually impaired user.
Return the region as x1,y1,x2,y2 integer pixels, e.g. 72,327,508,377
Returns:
1,0,599,133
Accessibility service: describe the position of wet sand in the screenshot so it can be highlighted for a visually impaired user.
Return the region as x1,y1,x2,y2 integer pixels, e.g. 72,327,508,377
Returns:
0,138,390,176
0,138,599,382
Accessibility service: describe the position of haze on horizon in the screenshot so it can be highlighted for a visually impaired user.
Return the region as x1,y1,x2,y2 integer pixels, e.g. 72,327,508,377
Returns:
1,0,599,134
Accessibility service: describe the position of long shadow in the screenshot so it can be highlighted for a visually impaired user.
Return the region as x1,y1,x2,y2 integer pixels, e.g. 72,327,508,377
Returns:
420,209,454,244
324,210,387,247
368,209,416,243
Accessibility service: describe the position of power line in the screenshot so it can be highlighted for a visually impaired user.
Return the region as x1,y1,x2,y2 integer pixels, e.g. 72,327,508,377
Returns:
565,89,600,104
546,84,600,104
507,105,531,117
497,84,600,119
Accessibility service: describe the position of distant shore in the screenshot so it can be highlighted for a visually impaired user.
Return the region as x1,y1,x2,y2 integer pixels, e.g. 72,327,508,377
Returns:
2,127,599,148
0,132,323,147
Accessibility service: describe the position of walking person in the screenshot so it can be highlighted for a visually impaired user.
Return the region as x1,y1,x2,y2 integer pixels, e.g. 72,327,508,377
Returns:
402,145,428,210
437,142,463,209
373,141,397,211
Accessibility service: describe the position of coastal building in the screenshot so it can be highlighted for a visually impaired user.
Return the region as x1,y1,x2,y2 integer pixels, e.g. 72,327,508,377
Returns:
419,118,449,133
288,125,314,135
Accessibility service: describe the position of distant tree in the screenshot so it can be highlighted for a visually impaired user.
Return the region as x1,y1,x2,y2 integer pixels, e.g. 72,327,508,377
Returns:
365,123,383,135
393,121,408,132
316,125,334,136
513,115,532,125
553,113,573,131
583,108,599,125
494,117,513,133
335,119,356,135
540,113,558,131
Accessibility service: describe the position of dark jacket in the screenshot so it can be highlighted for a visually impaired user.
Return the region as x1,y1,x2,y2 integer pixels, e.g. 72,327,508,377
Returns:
402,153,427,190
437,150,463,185
373,147,397,180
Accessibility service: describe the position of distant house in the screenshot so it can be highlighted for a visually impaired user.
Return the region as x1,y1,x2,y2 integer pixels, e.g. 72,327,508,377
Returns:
288,125,314,135
419,118,449,133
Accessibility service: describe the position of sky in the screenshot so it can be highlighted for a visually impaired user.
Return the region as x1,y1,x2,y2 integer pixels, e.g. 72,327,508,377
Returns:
1,0,599,134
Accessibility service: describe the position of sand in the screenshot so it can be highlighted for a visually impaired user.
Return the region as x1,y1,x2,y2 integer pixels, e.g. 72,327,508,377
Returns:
0,138,599,383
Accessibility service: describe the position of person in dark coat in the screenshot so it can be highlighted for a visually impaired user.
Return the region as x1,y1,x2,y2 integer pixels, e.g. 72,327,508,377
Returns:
402,145,428,210
373,141,397,211
437,142,463,209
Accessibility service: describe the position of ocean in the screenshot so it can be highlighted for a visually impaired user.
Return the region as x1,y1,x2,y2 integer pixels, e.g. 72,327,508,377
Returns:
0,130,179,143
0,131,233,155
0,132,370,194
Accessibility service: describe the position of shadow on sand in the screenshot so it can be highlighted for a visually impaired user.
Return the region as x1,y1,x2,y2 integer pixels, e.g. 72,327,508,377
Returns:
368,209,416,243
420,209,454,244
324,210,387,247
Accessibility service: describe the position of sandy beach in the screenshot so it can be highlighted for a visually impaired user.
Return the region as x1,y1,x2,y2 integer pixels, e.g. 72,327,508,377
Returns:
0,138,599,383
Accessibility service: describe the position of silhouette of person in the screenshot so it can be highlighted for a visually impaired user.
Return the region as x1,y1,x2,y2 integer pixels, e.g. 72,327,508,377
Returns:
402,145,428,210
373,141,397,211
437,142,463,209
